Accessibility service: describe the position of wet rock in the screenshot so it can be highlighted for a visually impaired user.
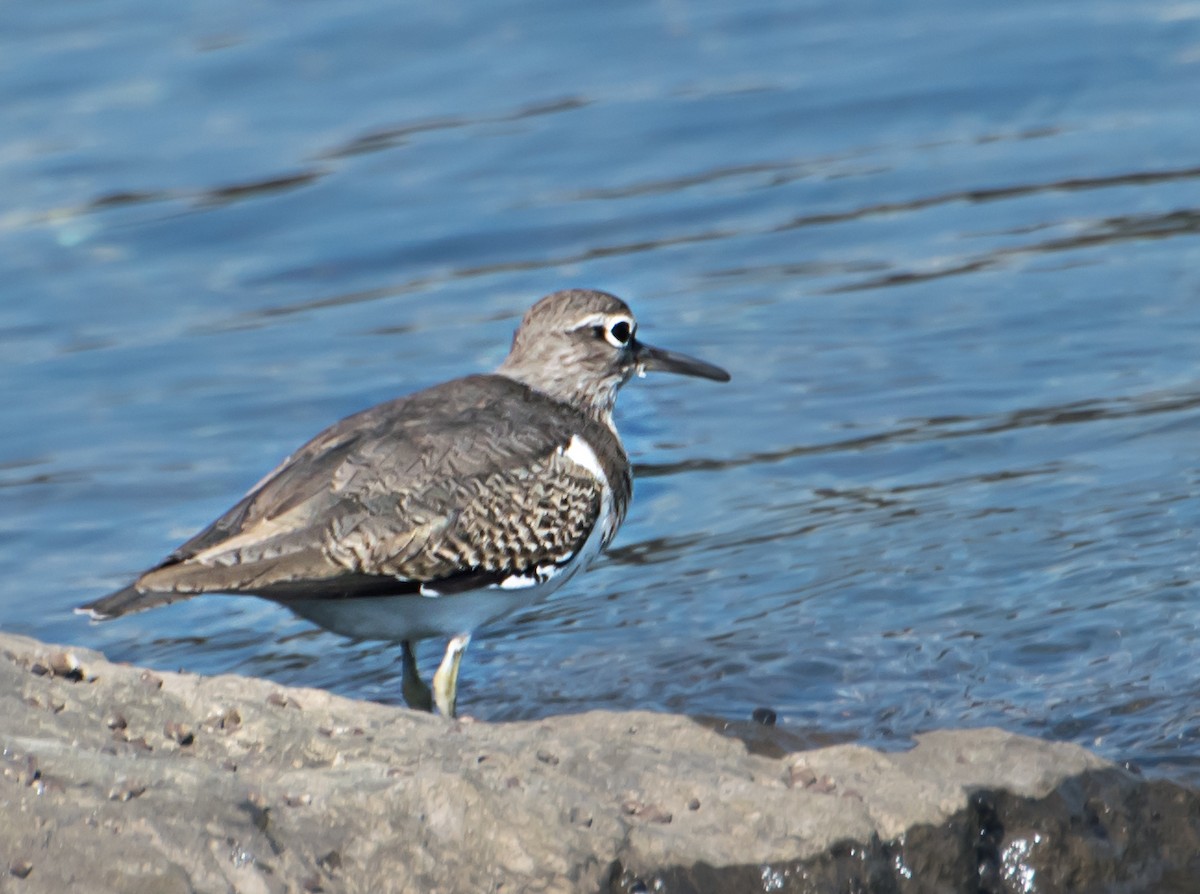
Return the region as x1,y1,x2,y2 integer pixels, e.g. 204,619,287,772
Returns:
1,630,1198,893
751,706,776,726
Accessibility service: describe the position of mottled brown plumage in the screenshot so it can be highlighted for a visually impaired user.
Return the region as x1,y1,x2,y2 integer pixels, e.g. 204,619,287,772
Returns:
80,289,728,717
92,375,629,611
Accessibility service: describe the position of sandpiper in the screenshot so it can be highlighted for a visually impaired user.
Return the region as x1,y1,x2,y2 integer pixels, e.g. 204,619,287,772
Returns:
79,289,729,717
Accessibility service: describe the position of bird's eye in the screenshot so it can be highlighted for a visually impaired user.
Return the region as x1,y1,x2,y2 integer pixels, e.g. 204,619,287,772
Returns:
605,319,633,347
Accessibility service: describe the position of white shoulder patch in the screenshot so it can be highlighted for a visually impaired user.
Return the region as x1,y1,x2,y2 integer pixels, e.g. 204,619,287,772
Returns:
562,434,608,486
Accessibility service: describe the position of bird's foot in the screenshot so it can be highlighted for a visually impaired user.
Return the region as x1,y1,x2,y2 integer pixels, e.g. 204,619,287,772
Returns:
432,634,472,719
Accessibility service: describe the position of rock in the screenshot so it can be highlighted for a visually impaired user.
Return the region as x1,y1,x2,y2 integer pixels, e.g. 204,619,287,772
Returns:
0,631,1197,893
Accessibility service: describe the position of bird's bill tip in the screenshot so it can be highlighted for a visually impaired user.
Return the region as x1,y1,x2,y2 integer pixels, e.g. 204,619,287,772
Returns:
634,341,731,382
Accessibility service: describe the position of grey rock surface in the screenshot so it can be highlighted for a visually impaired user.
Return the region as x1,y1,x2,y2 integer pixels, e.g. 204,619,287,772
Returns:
1,631,1197,893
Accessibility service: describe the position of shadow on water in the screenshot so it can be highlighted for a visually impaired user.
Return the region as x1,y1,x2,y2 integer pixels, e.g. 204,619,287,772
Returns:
767,163,1200,236
97,161,1200,319
85,169,326,215
166,174,1200,327
635,385,1200,478
828,206,1200,293
318,95,591,159
26,94,590,223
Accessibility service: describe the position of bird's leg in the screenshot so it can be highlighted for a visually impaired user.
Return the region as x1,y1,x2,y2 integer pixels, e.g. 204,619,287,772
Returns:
432,633,472,719
399,640,433,713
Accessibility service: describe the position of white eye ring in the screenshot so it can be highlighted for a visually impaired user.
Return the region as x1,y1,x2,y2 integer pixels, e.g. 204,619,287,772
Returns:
604,317,634,348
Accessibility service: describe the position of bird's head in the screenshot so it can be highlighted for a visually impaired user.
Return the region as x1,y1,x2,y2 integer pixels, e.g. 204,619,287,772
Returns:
497,289,730,422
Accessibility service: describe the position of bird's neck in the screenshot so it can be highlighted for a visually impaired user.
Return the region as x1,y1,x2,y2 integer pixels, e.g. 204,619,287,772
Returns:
494,363,620,432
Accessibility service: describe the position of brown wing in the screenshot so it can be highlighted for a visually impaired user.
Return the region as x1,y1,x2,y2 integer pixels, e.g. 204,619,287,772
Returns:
82,375,624,617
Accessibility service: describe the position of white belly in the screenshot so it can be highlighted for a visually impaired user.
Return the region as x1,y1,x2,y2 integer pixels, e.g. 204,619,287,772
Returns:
285,582,554,642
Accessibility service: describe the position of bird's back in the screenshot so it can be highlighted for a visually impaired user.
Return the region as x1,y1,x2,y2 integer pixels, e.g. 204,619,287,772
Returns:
83,374,631,618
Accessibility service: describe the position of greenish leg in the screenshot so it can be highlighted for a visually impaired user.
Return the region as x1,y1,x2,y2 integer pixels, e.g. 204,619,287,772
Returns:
432,634,472,719
399,640,433,713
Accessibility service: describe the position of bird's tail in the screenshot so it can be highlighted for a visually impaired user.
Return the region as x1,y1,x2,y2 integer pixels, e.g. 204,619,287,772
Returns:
76,585,187,620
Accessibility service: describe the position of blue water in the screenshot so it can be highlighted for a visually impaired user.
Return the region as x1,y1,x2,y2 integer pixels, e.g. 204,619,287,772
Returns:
4,0,1200,785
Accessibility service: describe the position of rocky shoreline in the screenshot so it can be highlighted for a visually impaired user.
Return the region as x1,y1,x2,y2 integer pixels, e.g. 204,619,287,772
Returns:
1,631,1196,893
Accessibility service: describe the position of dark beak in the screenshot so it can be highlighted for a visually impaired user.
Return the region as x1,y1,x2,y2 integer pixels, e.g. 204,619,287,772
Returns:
632,339,730,382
